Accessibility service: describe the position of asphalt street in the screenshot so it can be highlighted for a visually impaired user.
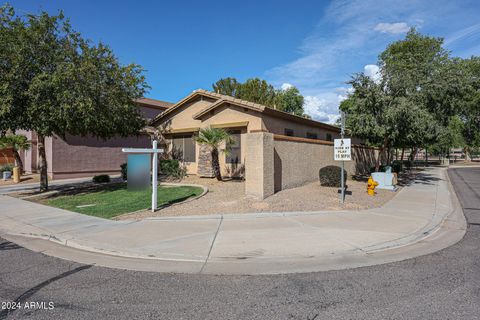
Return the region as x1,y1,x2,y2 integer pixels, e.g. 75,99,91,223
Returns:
0,167,479,320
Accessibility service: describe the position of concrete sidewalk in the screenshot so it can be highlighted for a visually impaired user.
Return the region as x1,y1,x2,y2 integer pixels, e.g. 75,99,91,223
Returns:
0,167,466,275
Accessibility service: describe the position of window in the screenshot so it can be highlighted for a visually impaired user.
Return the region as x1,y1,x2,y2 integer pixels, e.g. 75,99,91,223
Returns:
326,133,333,141
284,128,294,136
226,130,241,164
306,132,318,139
172,134,196,162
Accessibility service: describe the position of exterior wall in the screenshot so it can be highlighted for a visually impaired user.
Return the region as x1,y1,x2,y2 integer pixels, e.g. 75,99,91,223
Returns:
49,133,151,179
0,147,14,165
245,132,274,199
244,132,378,198
262,113,340,141
273,135,377,191
161,98,214,131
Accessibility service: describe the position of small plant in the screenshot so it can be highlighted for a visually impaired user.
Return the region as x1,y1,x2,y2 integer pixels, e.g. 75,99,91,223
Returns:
0,163,14,173
160,160,187,179
92,174,111,183
319,165,347,187
120,163,128,181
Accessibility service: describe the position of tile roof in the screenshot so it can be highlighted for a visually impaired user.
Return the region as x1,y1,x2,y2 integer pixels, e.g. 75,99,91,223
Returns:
135,97,174,109
150,89,340,132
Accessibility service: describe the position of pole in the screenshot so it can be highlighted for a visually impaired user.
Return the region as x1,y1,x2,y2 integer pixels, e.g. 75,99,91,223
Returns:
151,140,158,212
340,111,345,204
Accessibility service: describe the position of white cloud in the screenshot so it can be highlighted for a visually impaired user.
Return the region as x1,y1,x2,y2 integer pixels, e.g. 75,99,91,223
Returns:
374,22,410,34
281,83,293,90
364,64,380,82
303,87,352,124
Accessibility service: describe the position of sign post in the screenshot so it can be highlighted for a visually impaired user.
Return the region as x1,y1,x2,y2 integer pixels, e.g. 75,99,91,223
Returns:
334,112,351,203
122,140,163,212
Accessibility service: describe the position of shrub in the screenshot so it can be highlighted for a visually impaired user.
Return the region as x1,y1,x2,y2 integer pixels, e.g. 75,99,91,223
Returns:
92,174,111,183
319,165,347,187
120,163,127,181
160,159,187,179
391,160,403,173
0,164,14,173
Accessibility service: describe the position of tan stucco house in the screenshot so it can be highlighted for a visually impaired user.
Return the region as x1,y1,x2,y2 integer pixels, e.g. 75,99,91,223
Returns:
18,98,173,179
151,89,346,178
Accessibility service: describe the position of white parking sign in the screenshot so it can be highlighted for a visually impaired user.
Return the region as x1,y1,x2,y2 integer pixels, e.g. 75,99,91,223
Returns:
334,138,351,161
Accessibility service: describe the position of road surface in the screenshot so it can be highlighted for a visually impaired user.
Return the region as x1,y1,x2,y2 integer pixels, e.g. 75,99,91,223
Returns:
0,167,479,319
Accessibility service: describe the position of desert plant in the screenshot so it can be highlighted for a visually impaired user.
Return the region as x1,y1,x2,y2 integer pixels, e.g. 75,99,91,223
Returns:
92,174,111,183
0,134,30,173
194,127,234,181
120,163,128,181
319,165,347,187
160,159,187,179
0,163,14,173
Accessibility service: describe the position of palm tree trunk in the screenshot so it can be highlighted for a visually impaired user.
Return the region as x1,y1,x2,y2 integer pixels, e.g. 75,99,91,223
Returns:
38,134,49,191
211,148,222,181
12,149,24,174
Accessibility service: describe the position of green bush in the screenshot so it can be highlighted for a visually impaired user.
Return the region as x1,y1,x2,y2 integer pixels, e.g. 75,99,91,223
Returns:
160,159,186,179
391,160,403,173
120,163,127,181
0,164,14,173
319,165,347,187
92,174,111,183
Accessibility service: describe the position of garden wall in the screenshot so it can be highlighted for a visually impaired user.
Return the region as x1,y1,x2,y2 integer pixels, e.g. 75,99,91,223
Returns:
245,132,379,199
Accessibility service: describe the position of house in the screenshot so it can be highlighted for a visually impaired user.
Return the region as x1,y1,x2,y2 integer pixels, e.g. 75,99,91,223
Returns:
18,98,173,179
151,89,357,177
152,89,376,199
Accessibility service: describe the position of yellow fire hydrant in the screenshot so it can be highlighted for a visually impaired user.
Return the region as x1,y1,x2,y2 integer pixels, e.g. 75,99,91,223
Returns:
13,166,21,184
367,176,378,196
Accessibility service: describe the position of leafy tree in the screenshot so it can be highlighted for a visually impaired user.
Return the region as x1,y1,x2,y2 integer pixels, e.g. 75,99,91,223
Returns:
212,77,308,117
0,5,148,191
194,127,234,181
341,29,455,170
0,134,30,173
212,77,240,96
274,86,306,117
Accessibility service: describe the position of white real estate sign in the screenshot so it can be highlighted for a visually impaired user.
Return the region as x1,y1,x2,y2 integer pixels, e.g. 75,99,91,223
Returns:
334,138,352,161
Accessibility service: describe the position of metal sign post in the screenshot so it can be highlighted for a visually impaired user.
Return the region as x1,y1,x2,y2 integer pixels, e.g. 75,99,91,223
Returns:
334,112,351,203
122,140,163,212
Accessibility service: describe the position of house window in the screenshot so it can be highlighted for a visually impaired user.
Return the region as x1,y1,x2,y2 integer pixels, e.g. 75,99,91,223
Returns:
306,132,317,139
284,128,294,136
326,133,333,141
226,130,241,164
172,134,196,162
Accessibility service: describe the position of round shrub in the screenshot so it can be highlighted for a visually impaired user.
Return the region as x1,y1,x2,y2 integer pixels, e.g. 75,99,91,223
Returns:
120,163,127,181
319,165,347,187
92,174,111,183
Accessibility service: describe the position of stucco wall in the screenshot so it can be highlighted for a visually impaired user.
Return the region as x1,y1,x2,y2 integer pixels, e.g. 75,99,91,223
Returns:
50,133,151,179
245,132,378,198
273,135,378,191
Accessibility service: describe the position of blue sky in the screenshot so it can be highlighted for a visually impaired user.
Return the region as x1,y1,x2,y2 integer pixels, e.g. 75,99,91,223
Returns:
7,0,480,123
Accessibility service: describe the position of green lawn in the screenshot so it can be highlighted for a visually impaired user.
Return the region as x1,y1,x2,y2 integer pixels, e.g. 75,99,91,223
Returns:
44,184,203,219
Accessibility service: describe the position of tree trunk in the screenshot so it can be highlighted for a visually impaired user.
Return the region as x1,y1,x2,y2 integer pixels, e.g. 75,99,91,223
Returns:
400,148,405,162
211,148,222,181
375,147,382,172
37,134,49,191
464,147,472,163
12,149,24,174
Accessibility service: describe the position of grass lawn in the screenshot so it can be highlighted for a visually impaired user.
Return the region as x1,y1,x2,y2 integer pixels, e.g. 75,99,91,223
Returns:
43,184,203,219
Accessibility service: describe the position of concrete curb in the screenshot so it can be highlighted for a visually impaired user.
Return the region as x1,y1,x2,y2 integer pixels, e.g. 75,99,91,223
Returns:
0,167,467,275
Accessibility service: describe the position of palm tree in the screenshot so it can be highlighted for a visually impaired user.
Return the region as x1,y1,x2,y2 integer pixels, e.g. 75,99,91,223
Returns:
0,134,30,174
194,127,234,181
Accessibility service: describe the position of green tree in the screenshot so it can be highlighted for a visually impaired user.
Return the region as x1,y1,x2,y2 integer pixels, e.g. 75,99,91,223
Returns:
341,29,455,170
0,134,30,173
212,78,308,117
194,127,234,181
212,77,240,96
0,6,148,191
274,86,306,116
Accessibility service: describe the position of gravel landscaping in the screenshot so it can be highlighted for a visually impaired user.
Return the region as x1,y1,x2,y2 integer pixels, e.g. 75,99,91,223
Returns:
114,172,413,220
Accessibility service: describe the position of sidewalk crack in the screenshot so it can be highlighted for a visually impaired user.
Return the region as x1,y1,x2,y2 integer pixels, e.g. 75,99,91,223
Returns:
199,215,223,274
